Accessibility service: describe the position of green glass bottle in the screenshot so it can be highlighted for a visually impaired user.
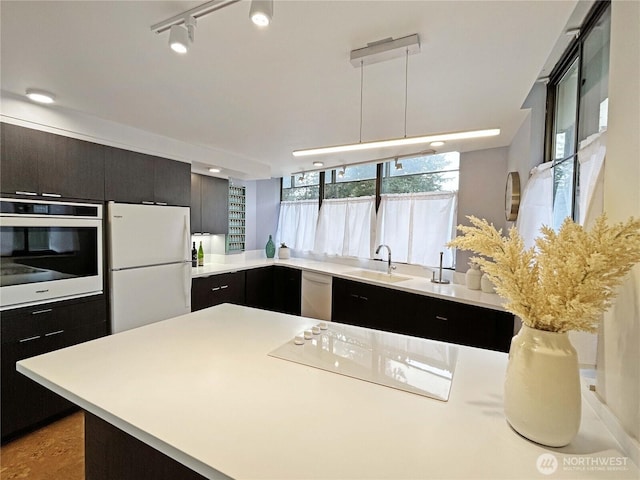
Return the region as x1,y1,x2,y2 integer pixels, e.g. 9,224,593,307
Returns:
265,235,275,259
197,241,204,266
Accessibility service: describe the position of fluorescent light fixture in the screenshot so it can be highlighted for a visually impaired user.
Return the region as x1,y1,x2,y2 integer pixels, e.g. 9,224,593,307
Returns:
249,0,273,26
312,161,324,167
293,129,500,157
208,167,221,173
430,141,445,147
25,89,55,104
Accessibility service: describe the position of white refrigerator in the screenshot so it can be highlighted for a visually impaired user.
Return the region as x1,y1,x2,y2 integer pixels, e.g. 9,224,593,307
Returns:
108,202,191,333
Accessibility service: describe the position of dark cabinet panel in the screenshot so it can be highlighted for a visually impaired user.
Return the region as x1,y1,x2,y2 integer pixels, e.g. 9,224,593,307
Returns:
1,295,108,440
191,272,246,312
105,148,190,206
201,176,228,234
154,156,190,207
331,277,514,352
190,174,202,234
38,135,105,200
273,267,301,316
1,123,104,200
245,267,275,310
1,123,47,195
190,174,228,234
104,148,156,204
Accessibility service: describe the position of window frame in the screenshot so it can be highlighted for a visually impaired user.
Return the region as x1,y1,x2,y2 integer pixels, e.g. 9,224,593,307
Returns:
544,0,611,222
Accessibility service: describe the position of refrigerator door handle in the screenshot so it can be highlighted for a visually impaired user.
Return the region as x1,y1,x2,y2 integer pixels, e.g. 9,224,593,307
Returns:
184,213,191,261
184,262,191,310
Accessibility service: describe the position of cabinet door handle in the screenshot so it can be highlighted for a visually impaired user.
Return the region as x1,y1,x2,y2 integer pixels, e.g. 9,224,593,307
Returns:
359,296,368,301
19,335,41,343
211,287,221,291
15,191,38,196
220,285,228,289
42,193,62,198
155,202,168,206
349,294,359,299
142,201,155,205
435,315,448,321
45,330,64,337
31,308,53,315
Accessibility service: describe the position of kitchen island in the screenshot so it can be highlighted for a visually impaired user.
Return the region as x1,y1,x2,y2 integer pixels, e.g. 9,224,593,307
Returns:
17,304,636,479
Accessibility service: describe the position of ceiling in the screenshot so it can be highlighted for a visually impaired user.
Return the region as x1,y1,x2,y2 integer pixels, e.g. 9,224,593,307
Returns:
1,1,580,179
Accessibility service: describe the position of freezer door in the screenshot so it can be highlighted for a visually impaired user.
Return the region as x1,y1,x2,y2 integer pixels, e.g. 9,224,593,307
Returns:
110,262,191,333
108,203,190,269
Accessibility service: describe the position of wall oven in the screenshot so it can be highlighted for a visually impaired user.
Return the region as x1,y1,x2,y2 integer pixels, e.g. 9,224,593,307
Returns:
0,198,103,310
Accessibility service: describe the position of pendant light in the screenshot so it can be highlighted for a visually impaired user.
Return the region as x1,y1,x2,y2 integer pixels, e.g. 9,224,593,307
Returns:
292,35,500,158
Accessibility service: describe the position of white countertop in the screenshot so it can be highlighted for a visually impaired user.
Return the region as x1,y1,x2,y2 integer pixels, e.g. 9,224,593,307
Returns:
17,304,636,479
192,257,507,311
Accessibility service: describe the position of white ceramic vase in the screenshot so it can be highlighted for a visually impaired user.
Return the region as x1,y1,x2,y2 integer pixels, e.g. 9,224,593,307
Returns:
504,325,581,447
480,273,496,293
465,266,482,290
278,247,290,259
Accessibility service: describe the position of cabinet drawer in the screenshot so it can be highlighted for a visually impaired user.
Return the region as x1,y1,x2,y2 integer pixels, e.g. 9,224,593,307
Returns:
191,272,246,311
1,296,107,344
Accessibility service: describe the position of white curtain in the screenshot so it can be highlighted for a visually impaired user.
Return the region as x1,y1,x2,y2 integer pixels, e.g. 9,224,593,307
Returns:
577,130,606,226
314,196,375,258
275,200,318,251
516,162,553,250
375,192,457,267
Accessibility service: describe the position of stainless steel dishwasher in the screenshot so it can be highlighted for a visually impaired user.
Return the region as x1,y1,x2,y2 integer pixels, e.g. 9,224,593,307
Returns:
301,271,332,321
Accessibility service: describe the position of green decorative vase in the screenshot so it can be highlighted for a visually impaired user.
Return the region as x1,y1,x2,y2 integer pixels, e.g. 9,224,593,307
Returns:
265,235,276,258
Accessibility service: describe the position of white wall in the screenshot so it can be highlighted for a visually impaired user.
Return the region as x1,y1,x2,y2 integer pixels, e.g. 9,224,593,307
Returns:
456,147,509,271
597,0,640,442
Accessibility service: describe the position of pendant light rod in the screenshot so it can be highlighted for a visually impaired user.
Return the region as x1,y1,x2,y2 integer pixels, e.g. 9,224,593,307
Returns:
151,0,241,34
359,60,364,143
293,129,501,157
404,48,409,139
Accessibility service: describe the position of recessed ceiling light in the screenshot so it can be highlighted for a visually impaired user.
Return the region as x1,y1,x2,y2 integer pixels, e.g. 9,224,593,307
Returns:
312,161,324,167
209,167,221,173
430,141,445,147
25,88,55,104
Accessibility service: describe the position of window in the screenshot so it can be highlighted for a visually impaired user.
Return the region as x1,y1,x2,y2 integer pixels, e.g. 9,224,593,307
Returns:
324,163,377,199
546,1,610,227
381,152,459,194
281,172,320,201
278,152,460,266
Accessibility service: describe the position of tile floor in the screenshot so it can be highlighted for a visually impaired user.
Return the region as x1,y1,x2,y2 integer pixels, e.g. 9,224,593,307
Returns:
0,411,84,480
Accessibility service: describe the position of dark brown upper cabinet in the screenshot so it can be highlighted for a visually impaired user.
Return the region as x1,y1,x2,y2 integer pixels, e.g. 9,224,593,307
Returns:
104,147,190,207
1,123,104,201
190,173,228,234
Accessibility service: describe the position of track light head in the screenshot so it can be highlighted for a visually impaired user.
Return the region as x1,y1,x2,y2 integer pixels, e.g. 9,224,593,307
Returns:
338,167,346,178
250,0,273,26
169,16,196,54
394,159,403,171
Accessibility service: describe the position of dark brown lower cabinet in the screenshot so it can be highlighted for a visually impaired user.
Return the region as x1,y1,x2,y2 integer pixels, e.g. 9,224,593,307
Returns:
85,412,206,480
191,272,246,312
1,296,108,441
244,266,301,316
332,277,514,352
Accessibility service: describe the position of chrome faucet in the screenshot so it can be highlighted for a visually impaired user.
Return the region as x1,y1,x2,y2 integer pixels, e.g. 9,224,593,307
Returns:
375,244,396,275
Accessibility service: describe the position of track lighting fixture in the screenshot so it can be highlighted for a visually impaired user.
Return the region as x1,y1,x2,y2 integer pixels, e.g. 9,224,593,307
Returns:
249,0,273,27
394,159,403,171
168,17,195,54
298,173,306,182
338,167,346,178
25,88,55,104
152,0,272,53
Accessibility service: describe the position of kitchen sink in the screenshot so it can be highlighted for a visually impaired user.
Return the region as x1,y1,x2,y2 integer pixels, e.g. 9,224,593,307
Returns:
344,269,411,283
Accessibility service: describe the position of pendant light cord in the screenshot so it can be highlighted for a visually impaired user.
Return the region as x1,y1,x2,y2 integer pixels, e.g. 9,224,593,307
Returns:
359,59,364,144
404,48,409,139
